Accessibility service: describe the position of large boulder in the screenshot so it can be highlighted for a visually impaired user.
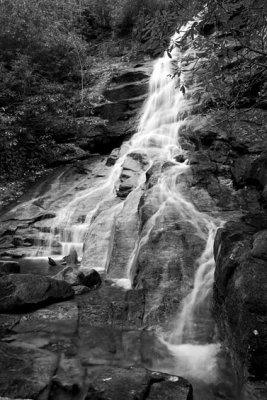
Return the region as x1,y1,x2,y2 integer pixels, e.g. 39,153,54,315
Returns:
0,274,74,312
78,269,102,289
53,267,101,290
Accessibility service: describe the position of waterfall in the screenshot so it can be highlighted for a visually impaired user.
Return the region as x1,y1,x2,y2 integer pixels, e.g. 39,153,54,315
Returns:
22,14,223,387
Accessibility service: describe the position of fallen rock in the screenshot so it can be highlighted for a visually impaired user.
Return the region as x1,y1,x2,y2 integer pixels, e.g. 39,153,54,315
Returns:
78,269,102,289
48,257,57,266
53,267,101,291
0,261,20,275
0,274,74,312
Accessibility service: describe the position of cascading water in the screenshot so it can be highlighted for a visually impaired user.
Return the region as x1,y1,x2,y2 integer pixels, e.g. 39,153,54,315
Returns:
13,15,230,397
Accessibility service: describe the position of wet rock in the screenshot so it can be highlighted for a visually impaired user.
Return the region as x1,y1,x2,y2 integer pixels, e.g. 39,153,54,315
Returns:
117,152,148,198
78,269,102,289
232,152,267,189
111,70,149,84
0,274,74,312
0,250,25,258
133,187,205,324
85,366,192,400
50,354,85,399
85,366,149,400
174,154,187,163
77,281,145,329
73,285,90,296
0,314,21,338
13,301,78,335
214,220,267,385
81,199,122,272
12,235,33,247
62,248,78,266
0,342,57,399
48,257,57,266
0,235,15,249
0,261,20,275
104,81,148,102
146,372,193,400
251,230,267,260
108,188,142,280
53,267,101,291
93,101,128,122
106,148,120,166
53,266,80,285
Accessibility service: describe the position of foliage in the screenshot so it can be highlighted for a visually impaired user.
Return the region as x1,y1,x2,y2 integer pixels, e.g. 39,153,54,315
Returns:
0,0,88,82
167,0,267,110
133,6,178,56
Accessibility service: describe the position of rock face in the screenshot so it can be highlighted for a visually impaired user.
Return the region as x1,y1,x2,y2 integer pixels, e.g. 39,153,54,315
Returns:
0,62,151,259
213,218,267,392
78,64,150,155
0,274,74,312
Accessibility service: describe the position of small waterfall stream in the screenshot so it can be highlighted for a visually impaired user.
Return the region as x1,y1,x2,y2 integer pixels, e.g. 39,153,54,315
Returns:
45,19,223,387
5,16,237,399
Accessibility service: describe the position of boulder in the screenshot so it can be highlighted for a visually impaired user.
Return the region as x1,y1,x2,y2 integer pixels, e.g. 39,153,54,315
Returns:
0,261,20,275
48,257,57,266
53,267,101,290
0,274,74,312
78,269,102,289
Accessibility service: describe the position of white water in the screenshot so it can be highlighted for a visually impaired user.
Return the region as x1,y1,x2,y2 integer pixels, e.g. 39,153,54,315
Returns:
12,15,223,387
